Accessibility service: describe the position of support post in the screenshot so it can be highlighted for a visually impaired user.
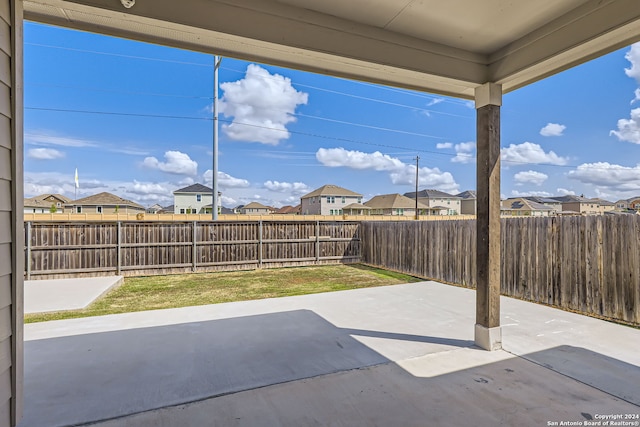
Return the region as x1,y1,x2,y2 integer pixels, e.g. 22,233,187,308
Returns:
258,220,263,268
192,221,198,272
116,221,122,276
25,222,31,281
315,220,320,263
475,83,502,351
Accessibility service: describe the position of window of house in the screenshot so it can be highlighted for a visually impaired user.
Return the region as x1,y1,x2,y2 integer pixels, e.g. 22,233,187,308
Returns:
341,197,346,203
339,209,343,215
357,198,362,203
76,206,82,213
56,202,61,207
330,209,334,215
97,206,102,214
197,194,202,202
32,209,36,213
180,208,185,214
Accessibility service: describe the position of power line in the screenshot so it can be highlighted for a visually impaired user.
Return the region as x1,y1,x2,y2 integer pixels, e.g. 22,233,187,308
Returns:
25,42,213,67
25,105,587,170
28,82,213,100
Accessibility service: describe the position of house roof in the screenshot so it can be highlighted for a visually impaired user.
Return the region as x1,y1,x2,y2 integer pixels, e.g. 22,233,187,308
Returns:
242,202,270,210
24,193,73,208
301,185,362,199
523,196,562,205
173,183,213,194
365,194,429,209
456,190,476,200
502,198,553,212
275,205,301,214
404,189,460,199
70,192,145,209
26,1,640,100
590,198,614,206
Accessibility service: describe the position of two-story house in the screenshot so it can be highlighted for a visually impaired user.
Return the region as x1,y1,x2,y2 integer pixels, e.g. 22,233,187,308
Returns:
239,202,272,215
300,185,362,215
403,189,461,215
173,183,214,214
550,195,608,215
456,190,476,215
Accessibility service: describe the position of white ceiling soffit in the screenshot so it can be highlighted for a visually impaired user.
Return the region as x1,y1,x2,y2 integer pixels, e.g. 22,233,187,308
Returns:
23,0,640,99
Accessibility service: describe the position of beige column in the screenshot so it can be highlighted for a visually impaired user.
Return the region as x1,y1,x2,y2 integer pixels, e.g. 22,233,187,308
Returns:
474,83,502,351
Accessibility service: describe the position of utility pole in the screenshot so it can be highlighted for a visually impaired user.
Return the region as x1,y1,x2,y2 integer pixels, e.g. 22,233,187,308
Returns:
415,156,420,220
212,55,222,220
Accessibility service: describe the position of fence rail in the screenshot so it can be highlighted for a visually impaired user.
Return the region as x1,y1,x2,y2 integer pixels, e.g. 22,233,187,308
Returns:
361,216,640,326
25,220,361,278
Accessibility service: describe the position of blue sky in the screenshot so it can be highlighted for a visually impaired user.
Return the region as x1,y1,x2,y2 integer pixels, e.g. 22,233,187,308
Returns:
23,22,640,208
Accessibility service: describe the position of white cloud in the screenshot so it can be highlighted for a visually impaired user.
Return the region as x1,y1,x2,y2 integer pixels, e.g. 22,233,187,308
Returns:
568,162,640,193
540,123,566,137
27,148,65,160
514,170,548,186
631,88,640,105
316,147,459,193
263,180,310,196
203,170,251,189
427,98,444,107
219,64,308,145
452,142,475,163
436,142,453,149
25,132,97,148
501,142,568,165
142,151,198,176
610,108,640,144
556,188,575,196
624,42,640,83
510,190,552,198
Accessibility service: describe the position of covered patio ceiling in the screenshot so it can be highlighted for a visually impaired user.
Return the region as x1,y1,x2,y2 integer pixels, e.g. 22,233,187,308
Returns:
22,0,640,99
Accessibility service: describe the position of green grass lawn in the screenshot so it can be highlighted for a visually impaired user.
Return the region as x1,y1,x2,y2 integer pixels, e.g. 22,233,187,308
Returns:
25,264,421,323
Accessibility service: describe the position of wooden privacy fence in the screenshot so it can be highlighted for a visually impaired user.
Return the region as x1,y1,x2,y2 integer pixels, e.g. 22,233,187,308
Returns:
361,216,640,326
25,220,361,278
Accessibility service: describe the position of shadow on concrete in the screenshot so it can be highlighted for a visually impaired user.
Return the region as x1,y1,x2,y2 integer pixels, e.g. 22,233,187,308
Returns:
19,309,640,427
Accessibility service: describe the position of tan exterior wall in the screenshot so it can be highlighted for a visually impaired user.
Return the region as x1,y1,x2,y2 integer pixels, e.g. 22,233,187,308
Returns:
417,197,461,215
460,199,476,215
301,195,361,215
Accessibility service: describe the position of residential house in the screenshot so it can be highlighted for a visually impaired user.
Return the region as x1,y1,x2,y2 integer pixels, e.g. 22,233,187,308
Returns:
173,183,218,214
23,193,72,214
275,205,301,215
501,198,554,217
342,203,371,216
522,196,563,214
456,190,476,215
550,195,608,215
67,192,145,214
157,205,174,214
300,185,363,215
591,198,615,214
145,204,163,214
403,189,461,215
364,194,432,216
615,199,631,211
239,202,271,215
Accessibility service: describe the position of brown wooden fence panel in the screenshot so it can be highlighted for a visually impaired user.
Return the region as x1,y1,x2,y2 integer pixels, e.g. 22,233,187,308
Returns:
26,220,361,278
361,216,640,326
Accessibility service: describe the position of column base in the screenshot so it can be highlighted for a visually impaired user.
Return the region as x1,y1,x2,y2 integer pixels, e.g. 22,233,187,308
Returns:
474,324,502,351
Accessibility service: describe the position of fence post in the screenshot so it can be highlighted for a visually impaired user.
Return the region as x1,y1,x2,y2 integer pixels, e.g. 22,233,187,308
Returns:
25,222,32,280
192,221,198,273
116,221,122,275
258,220,263,268
315,220,320,264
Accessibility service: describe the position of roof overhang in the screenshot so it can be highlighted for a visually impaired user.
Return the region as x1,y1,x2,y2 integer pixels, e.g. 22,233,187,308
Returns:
22,0,640,99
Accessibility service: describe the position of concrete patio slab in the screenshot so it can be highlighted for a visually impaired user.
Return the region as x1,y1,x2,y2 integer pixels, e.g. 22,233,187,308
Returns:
24,276,123,314
19,281,640,427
